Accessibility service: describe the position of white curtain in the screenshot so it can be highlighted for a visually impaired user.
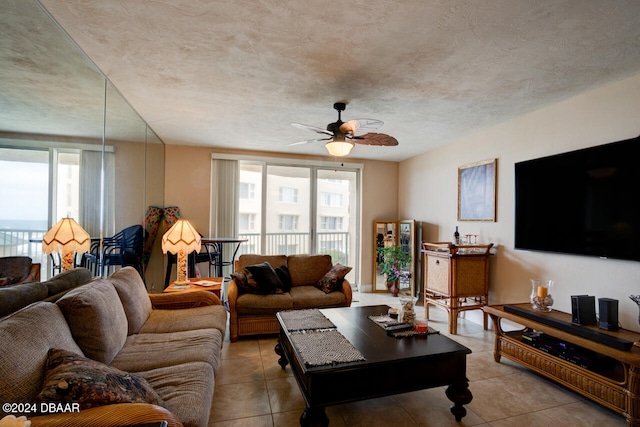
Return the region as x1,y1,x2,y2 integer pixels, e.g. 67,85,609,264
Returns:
210,158,239,237
80,150,115,238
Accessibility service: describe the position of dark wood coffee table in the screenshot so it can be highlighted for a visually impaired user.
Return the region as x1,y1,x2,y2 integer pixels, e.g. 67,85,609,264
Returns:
275,305,473,426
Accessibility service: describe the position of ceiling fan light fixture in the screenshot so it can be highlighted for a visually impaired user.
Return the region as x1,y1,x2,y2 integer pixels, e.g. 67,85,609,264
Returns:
325,140,354,157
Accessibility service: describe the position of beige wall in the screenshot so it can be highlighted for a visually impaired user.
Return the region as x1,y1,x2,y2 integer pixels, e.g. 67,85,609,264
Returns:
113,140,146,230
164,146,399,286
399,73,640,331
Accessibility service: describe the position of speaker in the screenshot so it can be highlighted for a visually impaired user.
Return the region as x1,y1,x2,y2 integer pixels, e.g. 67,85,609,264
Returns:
571,295,596,325
598,298,619,331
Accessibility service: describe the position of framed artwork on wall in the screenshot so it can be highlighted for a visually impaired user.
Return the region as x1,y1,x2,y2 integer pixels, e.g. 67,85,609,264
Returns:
458,158,497,222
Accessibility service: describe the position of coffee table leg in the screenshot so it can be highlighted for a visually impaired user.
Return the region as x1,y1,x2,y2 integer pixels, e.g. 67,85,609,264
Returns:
445,381,473,421
300,406,329,427
274,341,288,369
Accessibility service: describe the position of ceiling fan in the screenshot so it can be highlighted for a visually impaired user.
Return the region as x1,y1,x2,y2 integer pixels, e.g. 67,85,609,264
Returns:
290,102,398,156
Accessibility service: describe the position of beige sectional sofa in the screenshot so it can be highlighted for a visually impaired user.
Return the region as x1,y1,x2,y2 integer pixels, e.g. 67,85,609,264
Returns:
0,267,227,427
228,254,352,341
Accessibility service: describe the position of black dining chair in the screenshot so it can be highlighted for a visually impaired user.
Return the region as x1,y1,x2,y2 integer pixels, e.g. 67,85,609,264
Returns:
101,225,144,277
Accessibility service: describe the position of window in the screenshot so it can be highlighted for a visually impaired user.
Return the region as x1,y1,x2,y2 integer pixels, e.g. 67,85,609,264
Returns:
239,182,255,199
0,147,84,278
279,215,298,231
239,213,256,231
279,187,298,203
320,216,343,230
216,155,360,282
320,240,344,252
320,192,342,207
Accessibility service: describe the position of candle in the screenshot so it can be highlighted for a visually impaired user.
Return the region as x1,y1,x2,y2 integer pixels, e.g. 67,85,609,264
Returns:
537,286,548,298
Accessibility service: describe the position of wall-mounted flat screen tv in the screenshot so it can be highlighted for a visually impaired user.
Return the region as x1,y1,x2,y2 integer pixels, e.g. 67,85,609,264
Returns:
514,134,640,261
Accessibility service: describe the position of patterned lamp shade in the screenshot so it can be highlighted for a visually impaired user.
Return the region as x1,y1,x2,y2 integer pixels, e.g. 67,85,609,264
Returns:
42,217,91,271
162,219,201,283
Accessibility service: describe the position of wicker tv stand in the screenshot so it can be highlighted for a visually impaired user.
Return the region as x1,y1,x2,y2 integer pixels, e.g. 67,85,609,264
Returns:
484,303,640,426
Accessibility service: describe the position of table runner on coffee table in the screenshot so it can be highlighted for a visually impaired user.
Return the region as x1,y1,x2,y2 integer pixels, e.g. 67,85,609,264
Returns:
289,329,366,367
278,308,337,332
279,309,365,367
368,314,440,338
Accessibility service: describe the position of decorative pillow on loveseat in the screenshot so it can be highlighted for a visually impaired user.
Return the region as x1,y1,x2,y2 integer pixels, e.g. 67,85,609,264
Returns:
274,265,291,292
233,262,286,295
37,348,165,410
316,264,352,294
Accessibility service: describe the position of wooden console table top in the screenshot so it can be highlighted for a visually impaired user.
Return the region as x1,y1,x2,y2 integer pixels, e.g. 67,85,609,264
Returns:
484,303,640,365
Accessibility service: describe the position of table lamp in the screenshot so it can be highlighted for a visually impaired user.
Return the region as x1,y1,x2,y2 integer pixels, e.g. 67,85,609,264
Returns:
162,219,201,284
42,217,91,271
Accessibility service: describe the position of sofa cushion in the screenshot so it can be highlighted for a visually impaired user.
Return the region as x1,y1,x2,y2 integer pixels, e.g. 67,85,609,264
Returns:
287,254,333,287
110,328,223,374
139,304,228,337
44,267,93,297
38,348,165,410
316,263,352,294
0,281,48,318
0,302,83,415
237,254,287,270
57,279,128,364
108,267,152,334
236,292,293,315
290,285,348,309
137,362,214,427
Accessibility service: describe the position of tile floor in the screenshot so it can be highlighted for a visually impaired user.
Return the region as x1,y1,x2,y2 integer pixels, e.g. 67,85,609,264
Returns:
210,291,627,426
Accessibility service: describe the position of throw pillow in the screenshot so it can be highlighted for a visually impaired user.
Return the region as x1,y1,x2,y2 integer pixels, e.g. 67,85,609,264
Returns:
316,264,352,294
37,348,165,410
231,269,262,294
245,262,284,294
274,265,292,292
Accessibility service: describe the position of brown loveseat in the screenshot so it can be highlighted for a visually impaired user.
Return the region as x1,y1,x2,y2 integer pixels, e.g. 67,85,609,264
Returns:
227,254,352,342
0,267,227,427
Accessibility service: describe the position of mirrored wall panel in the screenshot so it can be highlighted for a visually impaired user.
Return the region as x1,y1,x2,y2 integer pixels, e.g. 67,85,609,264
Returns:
0,0,165,288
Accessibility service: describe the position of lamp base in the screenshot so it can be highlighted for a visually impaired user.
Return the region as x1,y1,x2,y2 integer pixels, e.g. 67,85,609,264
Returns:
62,252,75,271
177,249,188,284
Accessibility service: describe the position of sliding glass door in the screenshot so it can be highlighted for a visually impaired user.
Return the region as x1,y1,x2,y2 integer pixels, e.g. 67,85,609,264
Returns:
0,147,81,278
236,160,360,284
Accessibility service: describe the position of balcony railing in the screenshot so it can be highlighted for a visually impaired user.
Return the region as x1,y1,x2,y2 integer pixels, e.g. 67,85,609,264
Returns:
238,231,350,264
1,229,352,280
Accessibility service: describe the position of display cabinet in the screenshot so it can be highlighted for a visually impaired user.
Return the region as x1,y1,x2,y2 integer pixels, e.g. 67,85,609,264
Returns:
423,242,493,334
373,220,416,296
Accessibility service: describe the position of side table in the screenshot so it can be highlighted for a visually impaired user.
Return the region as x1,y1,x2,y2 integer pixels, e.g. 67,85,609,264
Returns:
163,277,222,299
422,242,493,334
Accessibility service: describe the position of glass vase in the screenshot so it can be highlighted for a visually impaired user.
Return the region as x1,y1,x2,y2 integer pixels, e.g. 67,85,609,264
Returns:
530,279,554,312
398,295,418,324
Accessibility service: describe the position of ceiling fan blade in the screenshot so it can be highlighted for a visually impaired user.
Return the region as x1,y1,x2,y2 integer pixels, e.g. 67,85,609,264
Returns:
340,119,383,136
287,137,332,146
291,122,333,136
352,133,399,146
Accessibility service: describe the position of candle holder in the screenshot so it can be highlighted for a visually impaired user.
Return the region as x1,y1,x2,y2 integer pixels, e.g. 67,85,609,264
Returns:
530,279,554,312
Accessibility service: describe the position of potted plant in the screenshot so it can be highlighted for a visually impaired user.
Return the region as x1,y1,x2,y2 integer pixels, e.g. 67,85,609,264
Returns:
377,245,411,297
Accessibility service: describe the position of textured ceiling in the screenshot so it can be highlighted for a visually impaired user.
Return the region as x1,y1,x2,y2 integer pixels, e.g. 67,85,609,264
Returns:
17,1,640,160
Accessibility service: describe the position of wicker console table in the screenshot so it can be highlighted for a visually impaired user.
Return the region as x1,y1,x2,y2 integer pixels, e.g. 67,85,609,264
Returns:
484,303,640,426
423,242,493,334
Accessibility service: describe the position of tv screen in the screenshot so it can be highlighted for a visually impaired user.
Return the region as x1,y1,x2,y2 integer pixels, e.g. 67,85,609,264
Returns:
514,135,640,261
